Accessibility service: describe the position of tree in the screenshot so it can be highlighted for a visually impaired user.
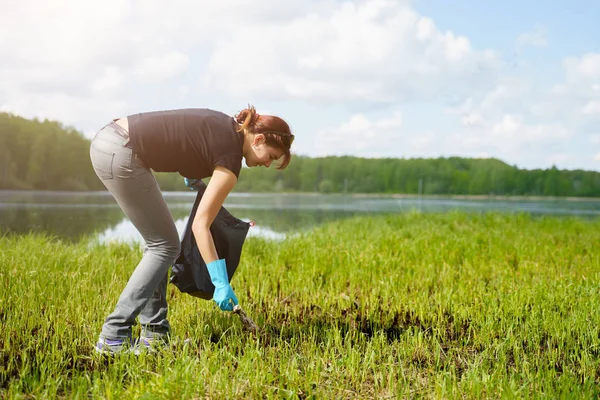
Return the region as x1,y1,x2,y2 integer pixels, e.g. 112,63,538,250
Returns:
2,112,600,197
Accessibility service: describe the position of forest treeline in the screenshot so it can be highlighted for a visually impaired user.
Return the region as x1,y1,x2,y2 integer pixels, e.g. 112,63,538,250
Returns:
1,112,599,196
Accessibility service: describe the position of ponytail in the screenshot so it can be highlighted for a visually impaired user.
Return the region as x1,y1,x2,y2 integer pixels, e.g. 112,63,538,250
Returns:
235,105,260,134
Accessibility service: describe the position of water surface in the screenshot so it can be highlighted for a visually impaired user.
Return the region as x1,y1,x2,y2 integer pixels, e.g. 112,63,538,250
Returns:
1,190,599,243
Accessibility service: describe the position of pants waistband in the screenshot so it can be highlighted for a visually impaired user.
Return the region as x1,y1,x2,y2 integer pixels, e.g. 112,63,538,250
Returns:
109,120,131,148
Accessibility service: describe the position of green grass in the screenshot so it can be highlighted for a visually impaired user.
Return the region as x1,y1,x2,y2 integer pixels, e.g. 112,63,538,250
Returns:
1,212,600,399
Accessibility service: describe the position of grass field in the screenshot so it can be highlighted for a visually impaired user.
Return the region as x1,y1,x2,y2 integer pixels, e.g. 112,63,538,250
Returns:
1,212,600,399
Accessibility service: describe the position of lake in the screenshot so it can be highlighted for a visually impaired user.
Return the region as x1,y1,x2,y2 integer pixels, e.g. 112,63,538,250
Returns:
1,190,599,243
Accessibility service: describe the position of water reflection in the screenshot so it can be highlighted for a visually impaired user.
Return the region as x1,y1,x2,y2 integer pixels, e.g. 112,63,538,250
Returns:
95,214,287,244
0,203,124,240
1,190,599,243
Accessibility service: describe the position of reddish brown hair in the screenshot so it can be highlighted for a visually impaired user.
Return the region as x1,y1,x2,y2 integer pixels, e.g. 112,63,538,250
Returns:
235,105,294,169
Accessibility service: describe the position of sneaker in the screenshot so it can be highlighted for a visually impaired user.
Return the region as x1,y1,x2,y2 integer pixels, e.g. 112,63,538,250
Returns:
94,336,132,355
132,336,169,355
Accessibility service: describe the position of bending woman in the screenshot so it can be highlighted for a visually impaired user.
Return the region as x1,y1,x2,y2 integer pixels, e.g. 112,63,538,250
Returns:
89,106,294,354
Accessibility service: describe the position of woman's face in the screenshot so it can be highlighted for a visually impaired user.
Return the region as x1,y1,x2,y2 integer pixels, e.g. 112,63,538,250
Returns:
245,134,284,168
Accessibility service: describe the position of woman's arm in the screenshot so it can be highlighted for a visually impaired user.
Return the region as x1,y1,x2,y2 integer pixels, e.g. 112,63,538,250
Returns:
191,166,237,264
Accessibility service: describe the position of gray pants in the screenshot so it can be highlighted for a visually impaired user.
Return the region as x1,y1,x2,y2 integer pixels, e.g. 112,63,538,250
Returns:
89,122,180,340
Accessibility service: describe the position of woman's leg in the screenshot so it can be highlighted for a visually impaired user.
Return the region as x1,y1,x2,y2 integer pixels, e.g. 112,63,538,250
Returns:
138,264,170,339
90,123,180,340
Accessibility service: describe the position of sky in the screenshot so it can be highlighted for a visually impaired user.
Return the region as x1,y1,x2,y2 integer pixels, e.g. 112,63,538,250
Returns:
1,0,599,171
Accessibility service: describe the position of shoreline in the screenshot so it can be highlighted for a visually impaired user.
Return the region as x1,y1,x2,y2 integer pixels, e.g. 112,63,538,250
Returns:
1,188,600,202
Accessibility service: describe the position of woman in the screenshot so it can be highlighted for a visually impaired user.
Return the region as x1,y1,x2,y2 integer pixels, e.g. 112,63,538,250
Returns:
90,106,294,354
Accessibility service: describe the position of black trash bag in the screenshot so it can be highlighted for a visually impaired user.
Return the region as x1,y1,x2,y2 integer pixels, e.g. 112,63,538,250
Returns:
170,182,250,299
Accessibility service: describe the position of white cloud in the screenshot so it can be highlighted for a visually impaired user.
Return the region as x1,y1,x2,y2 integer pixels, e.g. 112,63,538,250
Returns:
375,112,404,129
546,153,570,165
582,101,600,115
564,53,600,83
0,0,499,120
177,86,190,100
313,107,578,168
314,112,403,156
491,115,570,143
92,66,124,96
452,112,570,152
517,24,548,49
590,134,600,144
461,113,485,127
313,112,442,159
0,0,598,170
437,50,600,169
411,132,435,151
133,52,190,83
0,92,127,129
1,0,504,130
203,0,499,102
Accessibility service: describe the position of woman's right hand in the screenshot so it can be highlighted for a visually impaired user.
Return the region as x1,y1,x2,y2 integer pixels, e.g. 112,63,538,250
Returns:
206,259,238,311
192,166,239,310
213,283,239,311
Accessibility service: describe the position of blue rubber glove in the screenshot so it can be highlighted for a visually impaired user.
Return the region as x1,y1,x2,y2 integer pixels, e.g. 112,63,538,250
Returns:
206,259,238,311
184,177,202,191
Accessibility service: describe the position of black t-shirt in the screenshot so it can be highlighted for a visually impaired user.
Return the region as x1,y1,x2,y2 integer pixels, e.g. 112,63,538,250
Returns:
127,108,244,179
